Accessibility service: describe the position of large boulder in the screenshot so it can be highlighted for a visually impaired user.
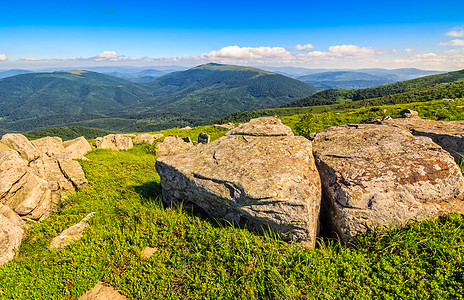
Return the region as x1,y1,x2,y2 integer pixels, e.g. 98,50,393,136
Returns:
310,124,464,243
382,116,464,164
60,136,92,160
1,134,39,162
0,204,24,265
0,149,28,199
31,137,65,157
156,117,321,246
133,133,164,145
95,134,133,151
155,135,194,156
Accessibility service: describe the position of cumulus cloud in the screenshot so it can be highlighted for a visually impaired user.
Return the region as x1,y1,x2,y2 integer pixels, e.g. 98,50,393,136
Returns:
446,30,464,37
0,54,8,61
439,39,464,46
94,50,118,61
202,46,290,59
294,43,315,51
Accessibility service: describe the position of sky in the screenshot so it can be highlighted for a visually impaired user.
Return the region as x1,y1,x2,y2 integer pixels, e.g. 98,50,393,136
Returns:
1,0,464,70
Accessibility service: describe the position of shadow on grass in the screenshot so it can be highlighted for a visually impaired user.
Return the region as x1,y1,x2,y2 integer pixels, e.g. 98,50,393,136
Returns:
133,181,162,204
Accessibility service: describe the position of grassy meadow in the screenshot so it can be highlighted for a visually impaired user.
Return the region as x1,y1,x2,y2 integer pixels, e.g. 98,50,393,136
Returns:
1,101,464,299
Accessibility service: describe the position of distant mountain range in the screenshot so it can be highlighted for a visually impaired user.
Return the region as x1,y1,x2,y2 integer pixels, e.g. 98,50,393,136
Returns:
0,63,317,132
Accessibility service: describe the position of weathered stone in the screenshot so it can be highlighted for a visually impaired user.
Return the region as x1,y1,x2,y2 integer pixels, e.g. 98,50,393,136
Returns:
155,135,194,156
57,159,88,190
31,136,65,157
180,126,192,130
0,204,24,265
382,117,464,163
0,149,28,199
226,117,294,136
1,134,39,162
59,136,92,160
79,282,128,300
133,133,164,145
141,246,158,259
49,212,95,250
156,120,321,245
198,133,210,144
310,124,464,243
3,171,50,216
400,109,419,118
95,134,133,151
0,142,10,153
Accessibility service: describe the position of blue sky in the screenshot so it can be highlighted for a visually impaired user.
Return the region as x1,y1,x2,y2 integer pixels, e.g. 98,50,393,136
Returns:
1,0,464,70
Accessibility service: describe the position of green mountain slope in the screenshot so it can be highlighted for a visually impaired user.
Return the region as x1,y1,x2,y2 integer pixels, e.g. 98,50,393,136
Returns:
297,71,395,90
284,69,464,107
0,70,154,122
122,63,318,118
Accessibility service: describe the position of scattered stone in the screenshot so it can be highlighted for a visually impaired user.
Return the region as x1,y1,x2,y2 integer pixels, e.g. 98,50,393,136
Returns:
1,134,39,162
49,212,95,250
310,124,464,243
198,133,210,144
95,134,133,151
0,204,24,265
156,117,321,246
79,282,127,300
133,133,164,145
226,116,293,136
180,126,192,130
400,109,419,118
155,135,193,156
31,137,65,157
182,137,192,143
141,246,158,259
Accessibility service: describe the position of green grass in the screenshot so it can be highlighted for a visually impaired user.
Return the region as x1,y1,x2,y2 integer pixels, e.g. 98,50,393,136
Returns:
1,122,464,299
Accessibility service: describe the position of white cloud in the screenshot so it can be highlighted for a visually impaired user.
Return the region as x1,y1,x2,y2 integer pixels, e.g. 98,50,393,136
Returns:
294,43,315,51
94,50,118,61
446,30,464,37
439,39,464,46
0,54,8,61
202,46,290,59
328,44,375,56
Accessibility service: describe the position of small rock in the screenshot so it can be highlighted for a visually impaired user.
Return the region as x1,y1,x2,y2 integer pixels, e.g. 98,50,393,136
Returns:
400,109,419,118
198,133,210,144
182,137,192,143
141,246,158,259
180,126,192,130
49,212,95,250
155,135,193,156
133,133,164,145
95,134,133,151
79,282,127,300
226,117,293,136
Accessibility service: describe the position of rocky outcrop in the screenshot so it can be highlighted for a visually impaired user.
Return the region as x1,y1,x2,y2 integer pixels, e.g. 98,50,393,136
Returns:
310,124,464,243
156,117,321,246
381,116,464,164
0,134,90,221
0,204,24,265
133,133,164,145
49,212,95,250
95,134,133,151
226,117,293,136
155,135,194,156
79,282,127,300
198,133,210,144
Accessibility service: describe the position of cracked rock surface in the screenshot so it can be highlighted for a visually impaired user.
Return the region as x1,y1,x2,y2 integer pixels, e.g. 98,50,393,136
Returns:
310,124,464,243
156,117,321,246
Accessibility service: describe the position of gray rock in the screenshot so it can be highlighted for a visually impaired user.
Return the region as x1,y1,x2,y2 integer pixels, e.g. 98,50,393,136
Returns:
182,136,192,143
156,118,321,246
133,133,164,145
95,134,133,151
49,212,95,250
155,135,194,157
226,117,293,137
79,282,127,300
1,134,39,162
310,124,464,243
198,133,210,144
0,204,24,265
